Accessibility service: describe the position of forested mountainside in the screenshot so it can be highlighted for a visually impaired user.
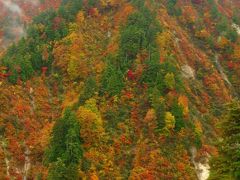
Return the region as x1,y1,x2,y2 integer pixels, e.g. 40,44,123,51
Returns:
0,0,239,179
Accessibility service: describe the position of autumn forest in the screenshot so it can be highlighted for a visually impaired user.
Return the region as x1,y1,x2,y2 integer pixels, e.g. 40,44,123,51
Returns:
0,0,239,179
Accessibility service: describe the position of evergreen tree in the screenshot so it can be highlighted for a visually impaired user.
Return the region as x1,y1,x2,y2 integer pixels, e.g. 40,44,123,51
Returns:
19,55,34,81
79,76,97,105
209,100,240,180
167,0,181,16
150,88,166,131
120,25,145,59
45,108,83,180
216,17,228,34
60,0,83,20
233,9,240,25
210,5,220,19
119,8,161,62
8,68,18,84
100,61,124,97
226,29,238,43
171,99,185,132
88,0,98,7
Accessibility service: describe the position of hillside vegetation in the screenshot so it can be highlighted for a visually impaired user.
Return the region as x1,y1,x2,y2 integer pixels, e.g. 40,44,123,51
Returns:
0,0,239,179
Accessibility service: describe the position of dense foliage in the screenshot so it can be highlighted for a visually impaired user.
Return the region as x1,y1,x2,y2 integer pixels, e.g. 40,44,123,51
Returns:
0,0,239,179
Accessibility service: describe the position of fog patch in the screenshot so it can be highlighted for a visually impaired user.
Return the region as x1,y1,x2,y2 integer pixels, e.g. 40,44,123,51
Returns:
0,0,40,48
2,0,22,14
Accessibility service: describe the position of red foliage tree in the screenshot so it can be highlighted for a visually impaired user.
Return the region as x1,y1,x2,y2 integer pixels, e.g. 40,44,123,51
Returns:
127,69,135,80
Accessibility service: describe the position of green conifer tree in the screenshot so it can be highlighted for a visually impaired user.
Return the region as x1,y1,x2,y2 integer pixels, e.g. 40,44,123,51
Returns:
45,108,83,180
209,100,240,180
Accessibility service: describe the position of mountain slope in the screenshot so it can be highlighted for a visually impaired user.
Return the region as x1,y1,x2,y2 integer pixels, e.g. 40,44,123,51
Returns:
0,0,239,179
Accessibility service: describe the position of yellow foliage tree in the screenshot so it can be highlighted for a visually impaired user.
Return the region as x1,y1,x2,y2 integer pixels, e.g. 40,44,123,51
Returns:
164,72,176,90
77,98,121,178
77,98,105,146
165,112,175,130
156,31,173,59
